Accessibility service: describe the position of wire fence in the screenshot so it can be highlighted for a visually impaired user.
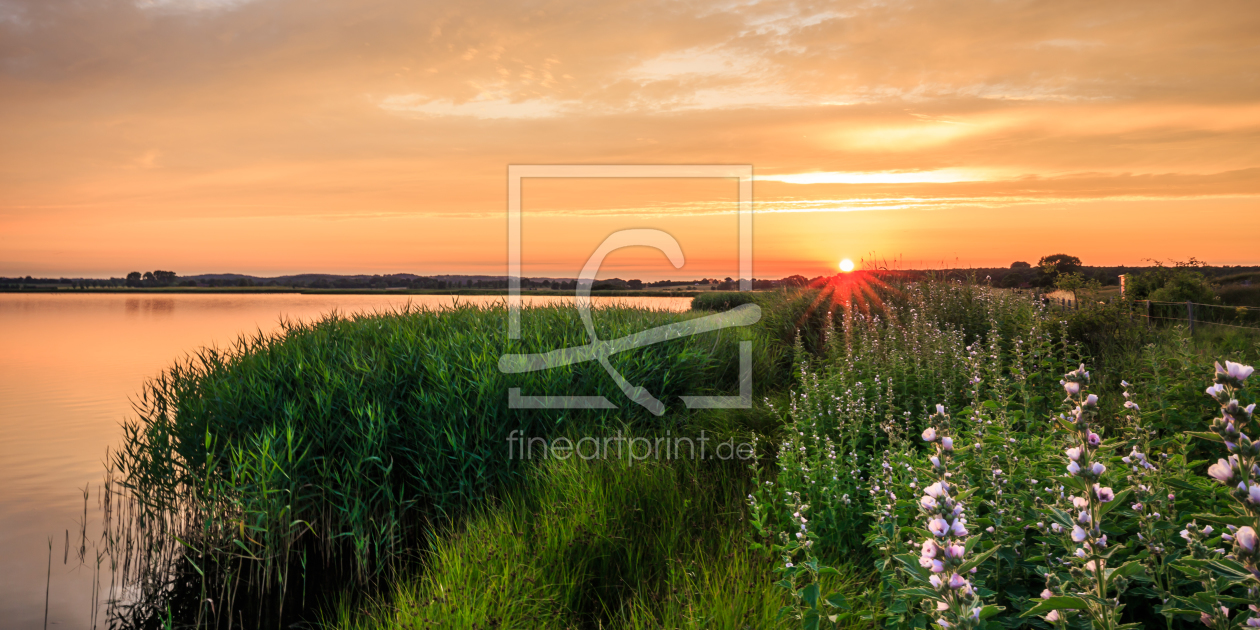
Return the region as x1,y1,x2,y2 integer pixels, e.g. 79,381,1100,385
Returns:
1034,293,1260,334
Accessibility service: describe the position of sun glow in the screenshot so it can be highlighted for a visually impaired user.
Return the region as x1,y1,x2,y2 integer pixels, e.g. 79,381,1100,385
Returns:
839,259,855,272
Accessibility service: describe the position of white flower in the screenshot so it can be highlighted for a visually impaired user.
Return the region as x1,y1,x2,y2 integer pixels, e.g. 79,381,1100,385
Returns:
1239,526,1259,552
1071,525,1087,542
936,404,946,415
942,437,953,451
1222,361,1255,384
1065,447,1081,461
1064,382,1081,395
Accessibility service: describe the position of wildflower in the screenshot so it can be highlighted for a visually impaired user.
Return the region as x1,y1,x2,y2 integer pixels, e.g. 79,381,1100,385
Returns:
929,518,950,537
1072,525,1087,542
1040,589,1053,599
1066,447,1081,461
1084,394,1098,407
1064,381,1081,395
1124,401,1140,411
948,573,967,589
942,437,953,451
1087,432,1101,447
1238,526,1258,553
1045,610,1061,623
922,427,937,442
1091,462,1106,476
1094,485,1115,502
1217,361,1255,386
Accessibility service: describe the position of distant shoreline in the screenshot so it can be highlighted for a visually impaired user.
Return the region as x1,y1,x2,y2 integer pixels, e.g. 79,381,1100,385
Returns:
0,287,706,297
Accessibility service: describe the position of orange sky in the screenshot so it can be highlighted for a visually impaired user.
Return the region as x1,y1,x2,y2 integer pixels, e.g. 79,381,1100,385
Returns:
1,0,1258,279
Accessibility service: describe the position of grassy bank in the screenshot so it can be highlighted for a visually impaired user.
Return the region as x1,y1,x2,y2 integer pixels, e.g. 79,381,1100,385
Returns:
105,301,784,626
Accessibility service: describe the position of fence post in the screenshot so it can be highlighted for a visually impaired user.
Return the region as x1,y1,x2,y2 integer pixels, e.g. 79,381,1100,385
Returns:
1146,300,1151,327
1187,301,1195,336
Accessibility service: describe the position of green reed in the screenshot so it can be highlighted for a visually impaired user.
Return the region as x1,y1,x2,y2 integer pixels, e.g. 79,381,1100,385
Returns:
104,301,778,624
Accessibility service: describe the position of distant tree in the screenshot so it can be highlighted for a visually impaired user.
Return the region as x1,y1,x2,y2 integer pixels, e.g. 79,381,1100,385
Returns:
1010,261,1032,269
1038,254,1082,276
152,270,177,285
1054,272,1101,302
780,275,809,287
627,279,643,290
126,271,142,287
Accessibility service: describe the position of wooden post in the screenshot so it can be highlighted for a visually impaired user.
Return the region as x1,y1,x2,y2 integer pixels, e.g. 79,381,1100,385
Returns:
1146,300,1152,327
1187,301,1195,335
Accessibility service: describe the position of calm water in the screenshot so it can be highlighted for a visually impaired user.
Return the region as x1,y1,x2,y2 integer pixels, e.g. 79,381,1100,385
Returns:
0,292,691,628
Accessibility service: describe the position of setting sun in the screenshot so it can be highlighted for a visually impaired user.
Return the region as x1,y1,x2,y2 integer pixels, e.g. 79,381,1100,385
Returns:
839,259,855,273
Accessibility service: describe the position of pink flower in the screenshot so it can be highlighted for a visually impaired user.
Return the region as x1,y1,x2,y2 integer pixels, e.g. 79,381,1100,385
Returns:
1064,382,1081,395
931,559,945,573
942,437,954,451
1046,610,1061,623
1209,459,1234,482
929,518,950,537
1090,462,1106,476
1250,486,1260,505
920,495,938,510
1066,461,1081,475
1040,589,1054,599
936,404,946,415
948,573,967,589
945,544,965,559
921,539,940,559
1087,432,1101,447
950,519,968,536
1071,525,1087,542
1237,526,1258,552
1065,447,1081,461
1072,496,1089,509
1207,384,1227,399
929,575,943,589
1223,361,1255,384
1094,485,1115,503
1084,394,1098,407
922,427,937,442
925,482,949,498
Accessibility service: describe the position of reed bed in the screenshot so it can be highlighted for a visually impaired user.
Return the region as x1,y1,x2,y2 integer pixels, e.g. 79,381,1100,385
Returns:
103,301,778,626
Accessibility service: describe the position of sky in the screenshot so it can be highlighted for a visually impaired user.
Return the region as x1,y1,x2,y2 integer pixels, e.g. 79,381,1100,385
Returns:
1,0,1258,280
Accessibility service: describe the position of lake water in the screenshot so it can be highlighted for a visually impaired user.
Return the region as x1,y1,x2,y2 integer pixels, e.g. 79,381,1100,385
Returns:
0,292,692,628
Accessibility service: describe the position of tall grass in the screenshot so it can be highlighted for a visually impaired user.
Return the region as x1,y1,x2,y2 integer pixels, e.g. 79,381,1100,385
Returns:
104,301,778,625
331,448,880,630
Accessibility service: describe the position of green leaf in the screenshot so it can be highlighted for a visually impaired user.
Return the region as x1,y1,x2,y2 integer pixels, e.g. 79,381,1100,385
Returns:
978,605,1005,619
1021,596,1091,616
825,593,850,610
958,545,1001,574
1190,512,1255,527
1099,489,1133,517
1186,431,1225,443
801,583,820,608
